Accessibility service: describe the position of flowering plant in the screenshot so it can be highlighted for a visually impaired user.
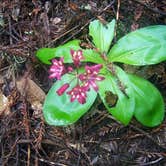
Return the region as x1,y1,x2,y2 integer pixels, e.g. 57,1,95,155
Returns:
36,19,166,127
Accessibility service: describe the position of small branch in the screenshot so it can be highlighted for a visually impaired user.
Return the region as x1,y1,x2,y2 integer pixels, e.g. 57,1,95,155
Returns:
116,0,121,21
107,115,166,151
21,149,66,166
27,144,30,166
129,124,166,151
47,0,116,46
8,16,13,45
99,0,116,14
132,0,166,16
46,24,80,46
3,138,20,165
62,19,93,44
120,157,163,165
139,157,163,166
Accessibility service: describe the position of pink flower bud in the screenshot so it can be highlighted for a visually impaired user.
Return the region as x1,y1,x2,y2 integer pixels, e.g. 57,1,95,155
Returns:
70,49,84,67
67,66,74,72
56,83,69,96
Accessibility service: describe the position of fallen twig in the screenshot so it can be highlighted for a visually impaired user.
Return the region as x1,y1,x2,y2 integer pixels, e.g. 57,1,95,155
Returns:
129,124,166,151
132,0,166,16
47,0,116,46
46,25,80,46
107,115,166,150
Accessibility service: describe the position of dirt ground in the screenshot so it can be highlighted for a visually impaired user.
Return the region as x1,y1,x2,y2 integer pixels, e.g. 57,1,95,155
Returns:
0,0,166,165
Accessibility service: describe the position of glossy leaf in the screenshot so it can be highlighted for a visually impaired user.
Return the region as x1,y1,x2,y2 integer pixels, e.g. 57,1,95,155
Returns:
36,40,81,64
82,49,105,64
98,67,135,125
43,73,97,126
108,25,166,65
128,74,165,127
89,19,115,53
36,39,105,64
36,47,57,64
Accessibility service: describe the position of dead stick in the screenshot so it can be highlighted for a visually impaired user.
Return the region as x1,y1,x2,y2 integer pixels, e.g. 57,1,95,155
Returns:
116,0,120,21
132,0,166,16
27,144,30,166
8,16,13,45
47,0,116,45
108,115,166,150
3,138,20,165
46,25,80,46
129,124,166,151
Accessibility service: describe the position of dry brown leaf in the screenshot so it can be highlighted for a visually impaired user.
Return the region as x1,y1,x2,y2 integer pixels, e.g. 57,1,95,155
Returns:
0,91,10,116
67,143,88,153
16,77,45,113
64,151,70,160
69,2,79,11
51,17,61,25
134,6,143,21
31,101,43,118
131,22,139,31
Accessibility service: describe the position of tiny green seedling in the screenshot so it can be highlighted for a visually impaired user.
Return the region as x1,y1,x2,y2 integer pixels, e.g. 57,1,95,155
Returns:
36,19,166,127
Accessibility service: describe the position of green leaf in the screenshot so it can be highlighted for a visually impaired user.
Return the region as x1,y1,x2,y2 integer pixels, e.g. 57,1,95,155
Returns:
98,67,135,125
82,49,105,64
108,25,166,65
89,19,115,53
36,39,105,64
36,47,57,64
128,74,165,127
43,73,97,126
36,40,81,64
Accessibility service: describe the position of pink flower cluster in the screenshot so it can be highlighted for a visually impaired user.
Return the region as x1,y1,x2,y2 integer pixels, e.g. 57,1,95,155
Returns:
49,49,104,104
49,57,65,80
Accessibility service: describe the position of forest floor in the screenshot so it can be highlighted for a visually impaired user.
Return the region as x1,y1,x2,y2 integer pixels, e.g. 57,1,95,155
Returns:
0,0,166,165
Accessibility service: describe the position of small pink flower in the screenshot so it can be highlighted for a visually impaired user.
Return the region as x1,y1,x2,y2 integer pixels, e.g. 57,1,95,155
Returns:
67,85,87,104
56,83,70,96
49,57,65,80
70,49,84,67
79,64,105,91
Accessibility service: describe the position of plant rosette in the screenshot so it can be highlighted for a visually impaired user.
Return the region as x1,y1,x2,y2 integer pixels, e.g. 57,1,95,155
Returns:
36,19,166,127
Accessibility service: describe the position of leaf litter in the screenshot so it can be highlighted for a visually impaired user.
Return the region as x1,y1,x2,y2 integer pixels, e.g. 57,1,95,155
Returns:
0,0,166,165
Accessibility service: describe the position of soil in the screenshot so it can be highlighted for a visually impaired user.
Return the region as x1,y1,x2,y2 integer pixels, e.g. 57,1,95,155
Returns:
0,0,166,165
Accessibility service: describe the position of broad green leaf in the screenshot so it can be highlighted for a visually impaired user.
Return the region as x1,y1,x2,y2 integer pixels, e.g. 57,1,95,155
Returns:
98,66,135,125
108,25,166,65
82,49,105,64
36,47,56,64
43,73,97,126
36,40,81,64
128,74,165,127
36,39,105,64
89,19,115,53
